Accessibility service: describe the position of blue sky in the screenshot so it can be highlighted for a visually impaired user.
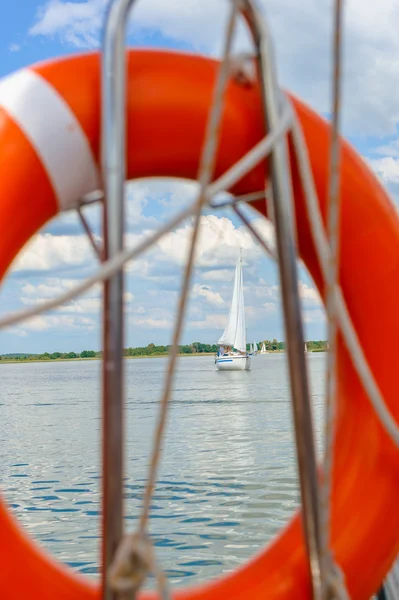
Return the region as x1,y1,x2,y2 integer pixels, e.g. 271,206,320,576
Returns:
1,0,398,354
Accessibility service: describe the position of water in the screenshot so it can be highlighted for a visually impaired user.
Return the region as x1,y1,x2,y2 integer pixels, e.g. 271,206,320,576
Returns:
0,353,325,586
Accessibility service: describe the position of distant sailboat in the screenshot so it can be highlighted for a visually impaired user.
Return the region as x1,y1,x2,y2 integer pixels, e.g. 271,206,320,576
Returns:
260,342,268,355
248,341,257,356
215,250,251,371
304,342,308,353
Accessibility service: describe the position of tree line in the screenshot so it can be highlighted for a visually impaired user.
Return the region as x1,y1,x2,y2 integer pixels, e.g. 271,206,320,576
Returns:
0,339,328,362
260,339,327,352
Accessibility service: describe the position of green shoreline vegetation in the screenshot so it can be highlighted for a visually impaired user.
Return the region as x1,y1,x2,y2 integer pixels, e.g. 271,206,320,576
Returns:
0,339,328,364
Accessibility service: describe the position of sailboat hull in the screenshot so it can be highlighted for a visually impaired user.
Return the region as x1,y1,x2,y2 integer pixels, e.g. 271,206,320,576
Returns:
215,355,251,371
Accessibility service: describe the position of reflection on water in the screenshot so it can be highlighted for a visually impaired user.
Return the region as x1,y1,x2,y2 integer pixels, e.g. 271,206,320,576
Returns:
0,353,325,585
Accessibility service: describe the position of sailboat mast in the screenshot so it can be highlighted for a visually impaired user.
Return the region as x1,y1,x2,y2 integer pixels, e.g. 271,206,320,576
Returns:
218,249,245,351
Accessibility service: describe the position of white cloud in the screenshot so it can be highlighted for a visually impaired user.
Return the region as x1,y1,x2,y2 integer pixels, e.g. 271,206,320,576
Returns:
6,327,28,337
242,217,276,259
29,0,106,47
192,283,225,307
254,283,279,300
20,279,82,298
189,300,278,332
298,281,322,307
126,183,158,230
156,180,199,210
189,313,227,330
18,314,96,332
128,306,173,330
201,269,234,282
12,234,94,272
58,297,101,313
129,316,171,329
3,186,272,318
0,157,325,347
9,185,266,282
8,43,21,52
18,279,133,316
263,302,277,313
303,308,326,324
28,0,226,50
373,140,399,159
27,0,399,136
252,280,321,307
368,157,399,185
245,305,257,318
156,214,264,268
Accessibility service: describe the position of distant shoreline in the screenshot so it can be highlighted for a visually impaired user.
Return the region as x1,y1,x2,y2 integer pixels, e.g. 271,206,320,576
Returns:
0,353,215,365
0,349,327,365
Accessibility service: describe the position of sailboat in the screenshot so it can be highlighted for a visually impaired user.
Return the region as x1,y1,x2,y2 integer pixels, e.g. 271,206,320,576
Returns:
215,250,251,371
260,342,268,354
304,342,308,353
251,341,258,355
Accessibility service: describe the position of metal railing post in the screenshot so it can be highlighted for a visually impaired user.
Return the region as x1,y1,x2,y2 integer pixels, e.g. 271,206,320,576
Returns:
101,1,135,597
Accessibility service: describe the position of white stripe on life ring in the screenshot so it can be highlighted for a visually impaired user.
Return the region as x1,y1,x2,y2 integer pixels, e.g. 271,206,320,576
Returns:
0,68,100,211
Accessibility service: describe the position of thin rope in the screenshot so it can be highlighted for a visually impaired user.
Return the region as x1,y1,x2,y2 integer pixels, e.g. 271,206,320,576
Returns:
209,189,268,210
108,2,240,595
139,0,239,533
291,118,399,450
0,200,197,330
232,203,276,260
76,206,103,260
207,101,293,197
319,1,348,598
293,105,399,596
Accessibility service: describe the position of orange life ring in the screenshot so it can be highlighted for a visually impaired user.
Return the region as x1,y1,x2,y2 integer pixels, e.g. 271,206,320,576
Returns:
1,49,399,600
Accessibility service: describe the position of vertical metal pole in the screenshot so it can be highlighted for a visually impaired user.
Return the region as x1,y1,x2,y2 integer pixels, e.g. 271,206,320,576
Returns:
101,1,135,598
242,2,323,598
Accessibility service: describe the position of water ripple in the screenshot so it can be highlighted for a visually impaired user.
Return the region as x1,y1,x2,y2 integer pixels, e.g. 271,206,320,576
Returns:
0,353,326,587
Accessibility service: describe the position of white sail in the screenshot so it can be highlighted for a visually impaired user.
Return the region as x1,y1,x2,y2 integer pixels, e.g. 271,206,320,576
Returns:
218,252,246,352
261,342,266,353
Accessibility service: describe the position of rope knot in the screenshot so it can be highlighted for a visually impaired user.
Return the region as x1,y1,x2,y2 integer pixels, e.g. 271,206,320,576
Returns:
108,531,153,595
228,53,256,88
